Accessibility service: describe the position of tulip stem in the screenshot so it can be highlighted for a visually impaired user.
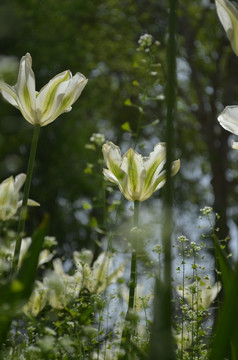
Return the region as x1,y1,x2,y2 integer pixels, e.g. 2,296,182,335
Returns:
120,201,139,356
12,124,41,274
128,200,139,310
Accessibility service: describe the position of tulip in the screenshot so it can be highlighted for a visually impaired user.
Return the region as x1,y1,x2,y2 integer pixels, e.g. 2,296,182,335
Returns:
218,105,238,135
217,105,238,150
0,173,39,221
0,53,87,126
102,141,180,202
74,250,125,293
215,0,238,56
177,279,222,310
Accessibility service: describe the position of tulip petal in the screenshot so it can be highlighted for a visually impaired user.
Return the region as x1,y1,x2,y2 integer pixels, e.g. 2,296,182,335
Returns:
0,82,19,108
102,142,123,180
143,143,166,192
15,53,36,123
36,70,71,124
38,73,88,126
103,169,121,185
121,148,145,200
14,173,26,192
218,106,238,135
215,0,238,56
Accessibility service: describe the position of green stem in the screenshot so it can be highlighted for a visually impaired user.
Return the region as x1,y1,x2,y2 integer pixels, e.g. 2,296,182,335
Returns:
128,200,139,310
163,0,177,323
120,201,139,357
12,124,41,273
149,0,177,359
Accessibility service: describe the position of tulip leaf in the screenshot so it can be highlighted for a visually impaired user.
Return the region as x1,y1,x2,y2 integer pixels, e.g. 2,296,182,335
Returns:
210,262,238,360
0,215,49,348
210,235,238,359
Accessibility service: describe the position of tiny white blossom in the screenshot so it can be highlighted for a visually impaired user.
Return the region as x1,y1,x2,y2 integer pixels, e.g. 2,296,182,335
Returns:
90,133,105,146
138,34,153,48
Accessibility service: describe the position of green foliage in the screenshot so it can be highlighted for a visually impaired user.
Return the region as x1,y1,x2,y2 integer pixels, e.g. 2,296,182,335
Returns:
0,215,48,348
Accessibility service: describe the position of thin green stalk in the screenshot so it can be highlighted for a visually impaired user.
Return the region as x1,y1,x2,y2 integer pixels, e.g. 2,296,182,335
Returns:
163,0,177,352
181,242,185,356
149,0,177,358
120,201,139,356
128,200,139,310
12,124,41,273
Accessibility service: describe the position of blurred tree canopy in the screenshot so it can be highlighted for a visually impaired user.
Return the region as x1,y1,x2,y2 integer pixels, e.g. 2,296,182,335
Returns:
0,0,238,253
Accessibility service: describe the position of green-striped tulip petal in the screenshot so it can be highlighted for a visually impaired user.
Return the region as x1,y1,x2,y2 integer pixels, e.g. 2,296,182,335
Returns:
215,0,238,56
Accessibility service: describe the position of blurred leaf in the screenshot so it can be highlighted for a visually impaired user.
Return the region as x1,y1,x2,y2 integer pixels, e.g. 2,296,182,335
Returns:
82,201,92,210
121,121,132,132
124,98,132,106
210,235,238,359
132,80,140,86
210,262,238,360
0,215,49,348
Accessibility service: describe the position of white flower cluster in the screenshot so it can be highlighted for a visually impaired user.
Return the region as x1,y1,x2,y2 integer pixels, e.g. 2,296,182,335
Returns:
138,34,153,48
90,132,105,146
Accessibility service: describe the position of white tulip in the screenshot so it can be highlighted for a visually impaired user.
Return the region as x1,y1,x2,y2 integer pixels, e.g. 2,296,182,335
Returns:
102,141,180,202
0,53,87,126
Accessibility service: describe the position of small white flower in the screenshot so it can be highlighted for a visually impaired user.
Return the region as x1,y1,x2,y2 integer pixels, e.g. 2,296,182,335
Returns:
102,142,180,202
232,140,238,149
90,133,105,146
0,53,87,126
138,34,153,48
215,0,238,56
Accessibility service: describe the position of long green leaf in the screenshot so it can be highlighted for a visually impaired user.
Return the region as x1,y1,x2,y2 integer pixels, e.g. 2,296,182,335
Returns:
210,255,238,359
0,215,49,348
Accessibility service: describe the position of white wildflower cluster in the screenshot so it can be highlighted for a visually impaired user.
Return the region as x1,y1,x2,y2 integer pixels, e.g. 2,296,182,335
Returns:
200,206,213,216
138,34,153,48
90,133,105,146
